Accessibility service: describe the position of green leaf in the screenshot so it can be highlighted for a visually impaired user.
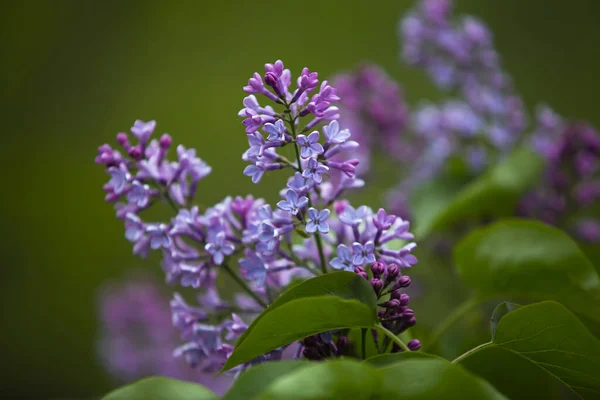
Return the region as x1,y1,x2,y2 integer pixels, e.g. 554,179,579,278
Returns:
456,301,600,399
454,219,600,329
254,360,382,400
413,147,544,238
252,358,506,400
221,272,377,372
379,358,508,400
490,302,521,340
223,361,308,400
364,351,441,368
102,377,218,400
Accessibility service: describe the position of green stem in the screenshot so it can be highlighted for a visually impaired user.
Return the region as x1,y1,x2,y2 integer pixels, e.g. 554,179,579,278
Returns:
378,325,410,352
285,112,328,274
423,295,483,352
452,342,490,364
222,263,268,308
361,328,367,360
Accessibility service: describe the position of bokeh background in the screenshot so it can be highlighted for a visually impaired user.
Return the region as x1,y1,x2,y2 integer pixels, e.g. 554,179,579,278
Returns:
2,0,600,397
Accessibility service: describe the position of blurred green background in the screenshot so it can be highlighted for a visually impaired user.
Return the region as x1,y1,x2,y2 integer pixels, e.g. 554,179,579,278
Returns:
2,0,600,397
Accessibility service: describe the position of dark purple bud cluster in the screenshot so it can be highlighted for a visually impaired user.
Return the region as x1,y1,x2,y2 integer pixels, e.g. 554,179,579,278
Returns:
301,332,349,361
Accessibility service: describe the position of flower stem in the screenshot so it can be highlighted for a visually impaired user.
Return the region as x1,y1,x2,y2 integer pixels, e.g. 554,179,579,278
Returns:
222,263,268,308
285,111,328,275
378,324,410,352
422,295,483,352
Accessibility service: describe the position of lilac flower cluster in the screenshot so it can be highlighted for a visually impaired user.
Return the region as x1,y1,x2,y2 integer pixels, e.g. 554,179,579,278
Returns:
333,64,411,175
520,107,600,243
97,272,232,395
400,0,527,172
96,59,420,378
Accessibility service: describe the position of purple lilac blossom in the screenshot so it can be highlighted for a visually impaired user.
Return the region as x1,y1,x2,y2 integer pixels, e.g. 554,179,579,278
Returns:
333,64,410,176
96,59,421,377
97,272,232,395
520,107,600,243
392,0,527,196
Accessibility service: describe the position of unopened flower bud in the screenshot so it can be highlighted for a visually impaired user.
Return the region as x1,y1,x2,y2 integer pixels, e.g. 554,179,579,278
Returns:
371,261,385,277
390,290,401,300
116,133,129,147
407,339,421,351
371,278,383,294
386,264,400,281
128,146,142,160
398,275,411,288
159,134,172,149
354,266,366,274
399,293,410,306
357,272,368,280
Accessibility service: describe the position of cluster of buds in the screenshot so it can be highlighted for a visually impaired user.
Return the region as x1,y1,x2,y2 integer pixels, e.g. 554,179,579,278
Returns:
300,332,350,361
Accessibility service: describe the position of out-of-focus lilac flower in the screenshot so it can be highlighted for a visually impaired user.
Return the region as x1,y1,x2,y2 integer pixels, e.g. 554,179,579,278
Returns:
131,120,156,144
127,181,151,208
277,189,308,216
257,222,280,252
107,165,130,195
330,244,354,271
223,314,248,341
351,241,375,265
239,251,268,286
333,64,410,173
97,273,233,395
521,111,600,242
339,205,369,227
146,224,172,250
205,232,235,265
302,158,329,183
125,213,145,243
297,131,324,158
306,208,330,234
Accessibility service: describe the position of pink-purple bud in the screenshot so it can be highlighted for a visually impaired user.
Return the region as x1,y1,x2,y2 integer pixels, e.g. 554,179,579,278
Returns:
354,266,366,274
334,200,349,215
128,146,142,160
116,133,129,147
358,272,369,281
159,134,172,149
390,289,401,300
387,264,400,280
371,262,385,277
399,293,410,306
398,275,411,287
371,278,383,294
407,339,421,351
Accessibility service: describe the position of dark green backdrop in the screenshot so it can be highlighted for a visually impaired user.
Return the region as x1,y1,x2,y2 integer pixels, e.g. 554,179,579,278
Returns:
2,0,600,397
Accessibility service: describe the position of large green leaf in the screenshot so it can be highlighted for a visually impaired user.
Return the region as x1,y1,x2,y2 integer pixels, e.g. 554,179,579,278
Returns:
413,147,543,238
254,360,382,400
379,358,508,400
102,377,218,400
223,361,308,400
221,272,377,372
364,351,441,368
250,359,506,400
456,301,600,399
454,219,600,328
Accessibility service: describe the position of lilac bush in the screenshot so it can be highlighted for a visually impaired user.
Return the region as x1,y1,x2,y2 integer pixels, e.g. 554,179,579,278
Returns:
95,59,420,382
